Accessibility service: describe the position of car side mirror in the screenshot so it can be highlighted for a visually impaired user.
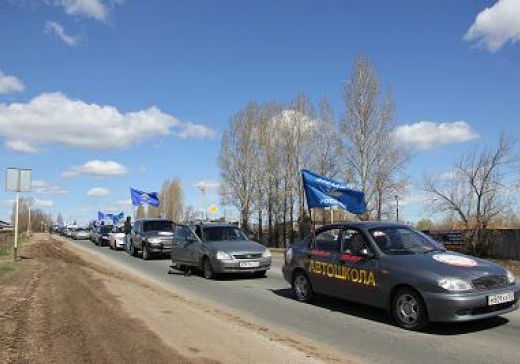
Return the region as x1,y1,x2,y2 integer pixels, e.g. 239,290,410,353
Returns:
186,235,197,242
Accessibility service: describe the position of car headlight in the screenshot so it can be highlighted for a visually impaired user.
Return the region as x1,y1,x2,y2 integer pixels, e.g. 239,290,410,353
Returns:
438,277,473,292
263,249,271,258
148,238,161,244
215,251,232,260
506,269,515,284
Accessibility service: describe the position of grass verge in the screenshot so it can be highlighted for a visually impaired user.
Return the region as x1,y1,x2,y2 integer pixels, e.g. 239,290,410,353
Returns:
0,262,16,277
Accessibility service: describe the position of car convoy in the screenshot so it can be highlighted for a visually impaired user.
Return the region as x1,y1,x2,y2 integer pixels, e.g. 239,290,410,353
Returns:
56,219,519,331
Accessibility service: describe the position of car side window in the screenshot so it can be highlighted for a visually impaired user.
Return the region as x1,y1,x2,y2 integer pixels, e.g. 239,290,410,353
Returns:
314,228,341,252
342,229,369,256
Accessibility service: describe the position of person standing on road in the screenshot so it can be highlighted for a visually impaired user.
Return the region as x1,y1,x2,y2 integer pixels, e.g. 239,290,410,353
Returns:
124,216,132,252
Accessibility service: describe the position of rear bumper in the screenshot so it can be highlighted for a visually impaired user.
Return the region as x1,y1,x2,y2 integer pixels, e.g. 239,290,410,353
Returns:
424,284,520,322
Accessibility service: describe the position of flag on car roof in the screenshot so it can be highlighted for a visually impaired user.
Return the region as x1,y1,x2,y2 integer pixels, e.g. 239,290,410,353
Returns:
301,169,366,215
98,211,113,221
130,187,160,207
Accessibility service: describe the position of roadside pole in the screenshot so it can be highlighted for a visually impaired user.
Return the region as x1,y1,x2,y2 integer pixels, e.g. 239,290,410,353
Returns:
6,168,32,262
14,191,19,261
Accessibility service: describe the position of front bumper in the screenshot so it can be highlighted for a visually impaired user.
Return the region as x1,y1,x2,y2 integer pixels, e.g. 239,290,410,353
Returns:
211,257,271,274
424,284,520,322
147,241,173,255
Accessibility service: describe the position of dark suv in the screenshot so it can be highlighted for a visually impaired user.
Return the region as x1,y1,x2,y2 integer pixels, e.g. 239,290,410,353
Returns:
128,218,175,260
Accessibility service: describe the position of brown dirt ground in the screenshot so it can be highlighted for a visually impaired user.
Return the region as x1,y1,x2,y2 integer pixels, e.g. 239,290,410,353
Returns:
0,235,355,364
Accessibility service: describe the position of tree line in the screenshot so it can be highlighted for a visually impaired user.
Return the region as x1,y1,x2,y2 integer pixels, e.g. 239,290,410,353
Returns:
218,55,519,250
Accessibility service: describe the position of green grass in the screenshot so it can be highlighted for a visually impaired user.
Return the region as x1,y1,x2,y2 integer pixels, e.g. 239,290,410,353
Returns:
0,246,11,257
0,262,16,277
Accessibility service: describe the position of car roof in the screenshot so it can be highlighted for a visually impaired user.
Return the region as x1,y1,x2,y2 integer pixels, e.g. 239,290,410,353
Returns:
317,221,411,231
136,218,173,222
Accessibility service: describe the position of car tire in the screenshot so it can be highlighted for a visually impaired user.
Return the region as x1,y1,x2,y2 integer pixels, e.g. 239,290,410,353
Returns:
293,271,314,302
202,258,214,280
142,244,150,260
392,288,429,331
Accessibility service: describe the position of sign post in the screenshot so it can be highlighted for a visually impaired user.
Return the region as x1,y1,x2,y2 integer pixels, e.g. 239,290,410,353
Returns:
6,168,32,262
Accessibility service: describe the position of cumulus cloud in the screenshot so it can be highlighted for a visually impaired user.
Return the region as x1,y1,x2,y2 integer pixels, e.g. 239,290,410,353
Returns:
33,199,54,208
47,0,118,22
6,140,38,153
464,0,520,52
45,21,80,46
0,92,216,153
0,69,25,95
32,180,69,195
62,160,128,178
393,121,480,150
87,187,110,196
195,180,220,191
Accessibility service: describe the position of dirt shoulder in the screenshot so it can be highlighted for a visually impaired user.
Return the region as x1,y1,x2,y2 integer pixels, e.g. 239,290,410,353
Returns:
0,235,354,364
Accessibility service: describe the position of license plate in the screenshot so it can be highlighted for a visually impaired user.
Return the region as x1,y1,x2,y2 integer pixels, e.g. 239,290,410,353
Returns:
488,292,514,306
240,261,260,268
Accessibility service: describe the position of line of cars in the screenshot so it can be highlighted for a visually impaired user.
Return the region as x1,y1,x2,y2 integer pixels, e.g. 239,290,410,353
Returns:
59,218,519,331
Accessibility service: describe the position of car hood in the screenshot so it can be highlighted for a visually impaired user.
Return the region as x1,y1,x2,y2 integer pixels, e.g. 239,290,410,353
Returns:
111,232,125,238
386,251,508,279
206,240,267,254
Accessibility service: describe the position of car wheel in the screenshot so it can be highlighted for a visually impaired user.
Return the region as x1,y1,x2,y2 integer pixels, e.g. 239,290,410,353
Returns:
293,271,314,302
202,258,214,280
142,244,150,260
392,288,429,331
130,242,138,257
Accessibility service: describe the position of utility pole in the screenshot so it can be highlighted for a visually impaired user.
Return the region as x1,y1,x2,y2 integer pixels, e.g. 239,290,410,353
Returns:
198,185,207,221
395,195,399,222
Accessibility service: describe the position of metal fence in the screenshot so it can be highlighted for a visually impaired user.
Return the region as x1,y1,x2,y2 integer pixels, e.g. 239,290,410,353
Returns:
485,229,520,260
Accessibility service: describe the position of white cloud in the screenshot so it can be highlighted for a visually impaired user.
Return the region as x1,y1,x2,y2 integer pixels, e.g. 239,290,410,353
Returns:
464,0,520,52
33,199,54,208
115,198,132,206
45,21,80,46
47,0,115,21
195,180,220,191
32,180,69,195
393,121,480,150
6,140,38,153
0,69,25,94
62,160,128,178
0,92,216,153
87,187,110,196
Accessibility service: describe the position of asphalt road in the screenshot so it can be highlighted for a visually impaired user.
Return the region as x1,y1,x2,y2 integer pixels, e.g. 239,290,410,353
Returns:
64,236,520,364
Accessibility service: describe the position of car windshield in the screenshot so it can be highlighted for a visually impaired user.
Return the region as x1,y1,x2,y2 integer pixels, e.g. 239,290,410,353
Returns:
201,226,248,242
369,226,446,255
143,220,174,232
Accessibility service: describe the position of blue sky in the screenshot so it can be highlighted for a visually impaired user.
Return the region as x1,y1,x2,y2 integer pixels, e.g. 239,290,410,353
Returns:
1,0,519,225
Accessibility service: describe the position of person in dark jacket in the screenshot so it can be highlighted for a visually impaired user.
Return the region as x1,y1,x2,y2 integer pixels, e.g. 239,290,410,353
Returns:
123,216,132,252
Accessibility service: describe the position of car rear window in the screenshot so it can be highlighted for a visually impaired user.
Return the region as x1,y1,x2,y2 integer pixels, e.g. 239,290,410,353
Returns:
143,220,174,232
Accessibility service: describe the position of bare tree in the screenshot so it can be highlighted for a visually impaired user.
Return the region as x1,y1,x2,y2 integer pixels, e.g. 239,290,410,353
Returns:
219,103,261,233
341,55,409,220
424,134,518,253
159,178,184,222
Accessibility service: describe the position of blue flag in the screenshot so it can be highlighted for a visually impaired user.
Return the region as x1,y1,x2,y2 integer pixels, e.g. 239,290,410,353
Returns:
111,211,124,224
130,187,160,207
98,211,114,221
301,169,366,215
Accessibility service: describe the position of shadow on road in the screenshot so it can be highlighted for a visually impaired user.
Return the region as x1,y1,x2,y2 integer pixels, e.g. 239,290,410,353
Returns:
270,288,510,335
